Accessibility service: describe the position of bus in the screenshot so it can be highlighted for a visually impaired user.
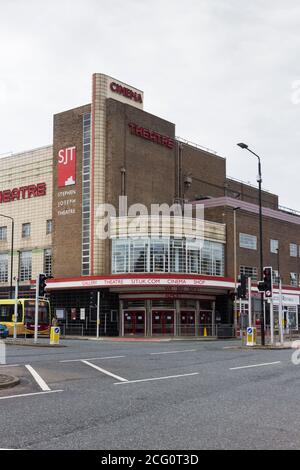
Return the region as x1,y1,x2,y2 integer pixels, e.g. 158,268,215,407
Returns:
0,299,52,337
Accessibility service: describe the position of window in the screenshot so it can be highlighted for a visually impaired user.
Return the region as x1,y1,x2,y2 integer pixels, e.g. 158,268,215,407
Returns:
20,251,32,281
290,243,298,257
272,269,279,284
270,239,278,254
46,220,52,235
111,237,225,277
240,266,258,281
22,223,31,238
0,253,8,282
44,249,52,277
290,272,298,287
239,233,257,250
82,112,91,275
0,226,7,241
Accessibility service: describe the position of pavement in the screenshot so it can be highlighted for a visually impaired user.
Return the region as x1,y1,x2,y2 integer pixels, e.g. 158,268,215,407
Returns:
0,338,299,450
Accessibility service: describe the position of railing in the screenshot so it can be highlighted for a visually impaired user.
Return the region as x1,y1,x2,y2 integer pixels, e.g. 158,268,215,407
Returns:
176,136,219,156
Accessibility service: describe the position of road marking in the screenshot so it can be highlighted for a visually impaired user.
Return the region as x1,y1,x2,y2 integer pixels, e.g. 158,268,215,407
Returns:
114,372,199,385
0,390,63,401
25,364,51,391
230,361,281,371
150,349,197,356
60,355,125,363
81,360,128,382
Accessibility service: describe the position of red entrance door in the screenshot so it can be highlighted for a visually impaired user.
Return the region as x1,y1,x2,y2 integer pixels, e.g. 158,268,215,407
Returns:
180,311,196,336
152,311,174,335
123,311,145,335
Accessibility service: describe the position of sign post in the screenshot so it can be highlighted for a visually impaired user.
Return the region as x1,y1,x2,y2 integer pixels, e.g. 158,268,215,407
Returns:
246,326,257,346
13,277,18,339
248,277,252,327
34,275,39,343
96,291,100,339
270,298,274,345
50,327,60,345
279,278,284,344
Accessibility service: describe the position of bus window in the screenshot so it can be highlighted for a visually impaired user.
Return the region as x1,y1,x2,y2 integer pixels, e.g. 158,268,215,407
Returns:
0,304,22,322
24,301,50,324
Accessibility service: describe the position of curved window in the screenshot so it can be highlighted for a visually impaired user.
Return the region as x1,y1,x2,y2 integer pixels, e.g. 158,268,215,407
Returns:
112,237,224,276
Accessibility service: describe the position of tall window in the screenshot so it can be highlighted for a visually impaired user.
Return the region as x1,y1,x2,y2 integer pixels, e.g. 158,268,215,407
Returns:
272,269,279,284
82,112,91,275
130,239,148,272
46,220,52,235
44,249,52,277
0,253,8,282
0,226,7,241
239,233,257,250
20,251,32,281
270,239,278,254
240,266,258,281
22,223,31,238
290,272,298,286
290,243,297,257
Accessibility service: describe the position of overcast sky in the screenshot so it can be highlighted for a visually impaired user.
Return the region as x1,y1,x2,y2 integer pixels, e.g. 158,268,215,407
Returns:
1,0,300,209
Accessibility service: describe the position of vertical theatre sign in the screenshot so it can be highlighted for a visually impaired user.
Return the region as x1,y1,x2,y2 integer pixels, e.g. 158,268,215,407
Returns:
58,146,76,187
57,146,77,216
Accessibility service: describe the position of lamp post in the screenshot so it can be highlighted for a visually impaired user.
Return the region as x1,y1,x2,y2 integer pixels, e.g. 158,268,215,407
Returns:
276,247,284,343
237,143,265,345
233,207,240,332
0,214,14,298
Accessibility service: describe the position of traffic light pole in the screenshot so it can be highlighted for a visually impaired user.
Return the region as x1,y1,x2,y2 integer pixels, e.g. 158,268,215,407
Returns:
96,291,100,339
255,158,265,345
34,275,40,343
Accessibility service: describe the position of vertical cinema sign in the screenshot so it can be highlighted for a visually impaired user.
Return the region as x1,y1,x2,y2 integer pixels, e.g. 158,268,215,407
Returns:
58,146,76,187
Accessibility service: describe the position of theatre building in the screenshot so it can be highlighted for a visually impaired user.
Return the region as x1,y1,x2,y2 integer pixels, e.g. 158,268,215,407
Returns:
1,73,300,337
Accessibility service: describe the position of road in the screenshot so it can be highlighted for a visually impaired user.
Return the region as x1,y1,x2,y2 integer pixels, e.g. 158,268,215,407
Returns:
0,338,299,450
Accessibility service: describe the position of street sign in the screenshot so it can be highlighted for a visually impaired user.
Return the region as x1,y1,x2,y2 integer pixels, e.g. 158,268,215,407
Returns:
246,327,257,346
50,327,60,345
80,308,85,320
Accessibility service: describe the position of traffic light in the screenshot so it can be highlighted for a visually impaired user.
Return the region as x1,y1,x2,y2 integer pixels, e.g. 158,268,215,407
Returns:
237,274,247,299
89,291,97,308
38,274,47,297
263,266,273,298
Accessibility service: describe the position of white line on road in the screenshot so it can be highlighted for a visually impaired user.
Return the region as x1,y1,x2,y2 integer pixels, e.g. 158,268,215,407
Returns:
25,364,51,391
114,372,199,385
0,390,63,401
150,349,197,355
230,361,281,371
81,360,128,382
60,355,125,363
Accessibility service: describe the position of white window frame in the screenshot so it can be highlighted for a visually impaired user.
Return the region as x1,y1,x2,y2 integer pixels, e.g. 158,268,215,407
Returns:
270,239,278,254
239,233,257,250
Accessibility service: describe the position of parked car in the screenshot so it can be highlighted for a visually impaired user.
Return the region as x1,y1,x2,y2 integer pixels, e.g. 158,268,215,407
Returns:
0,324,9,339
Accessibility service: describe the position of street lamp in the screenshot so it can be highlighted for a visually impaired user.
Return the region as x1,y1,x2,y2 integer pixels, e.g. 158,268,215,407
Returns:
233,207,240,331
0,214,14,298
237,143,265,345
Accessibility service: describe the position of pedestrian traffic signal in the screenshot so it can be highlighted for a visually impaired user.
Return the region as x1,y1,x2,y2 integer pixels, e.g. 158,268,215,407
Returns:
237,274,247,299
38,274,47,297
263,266,273,298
